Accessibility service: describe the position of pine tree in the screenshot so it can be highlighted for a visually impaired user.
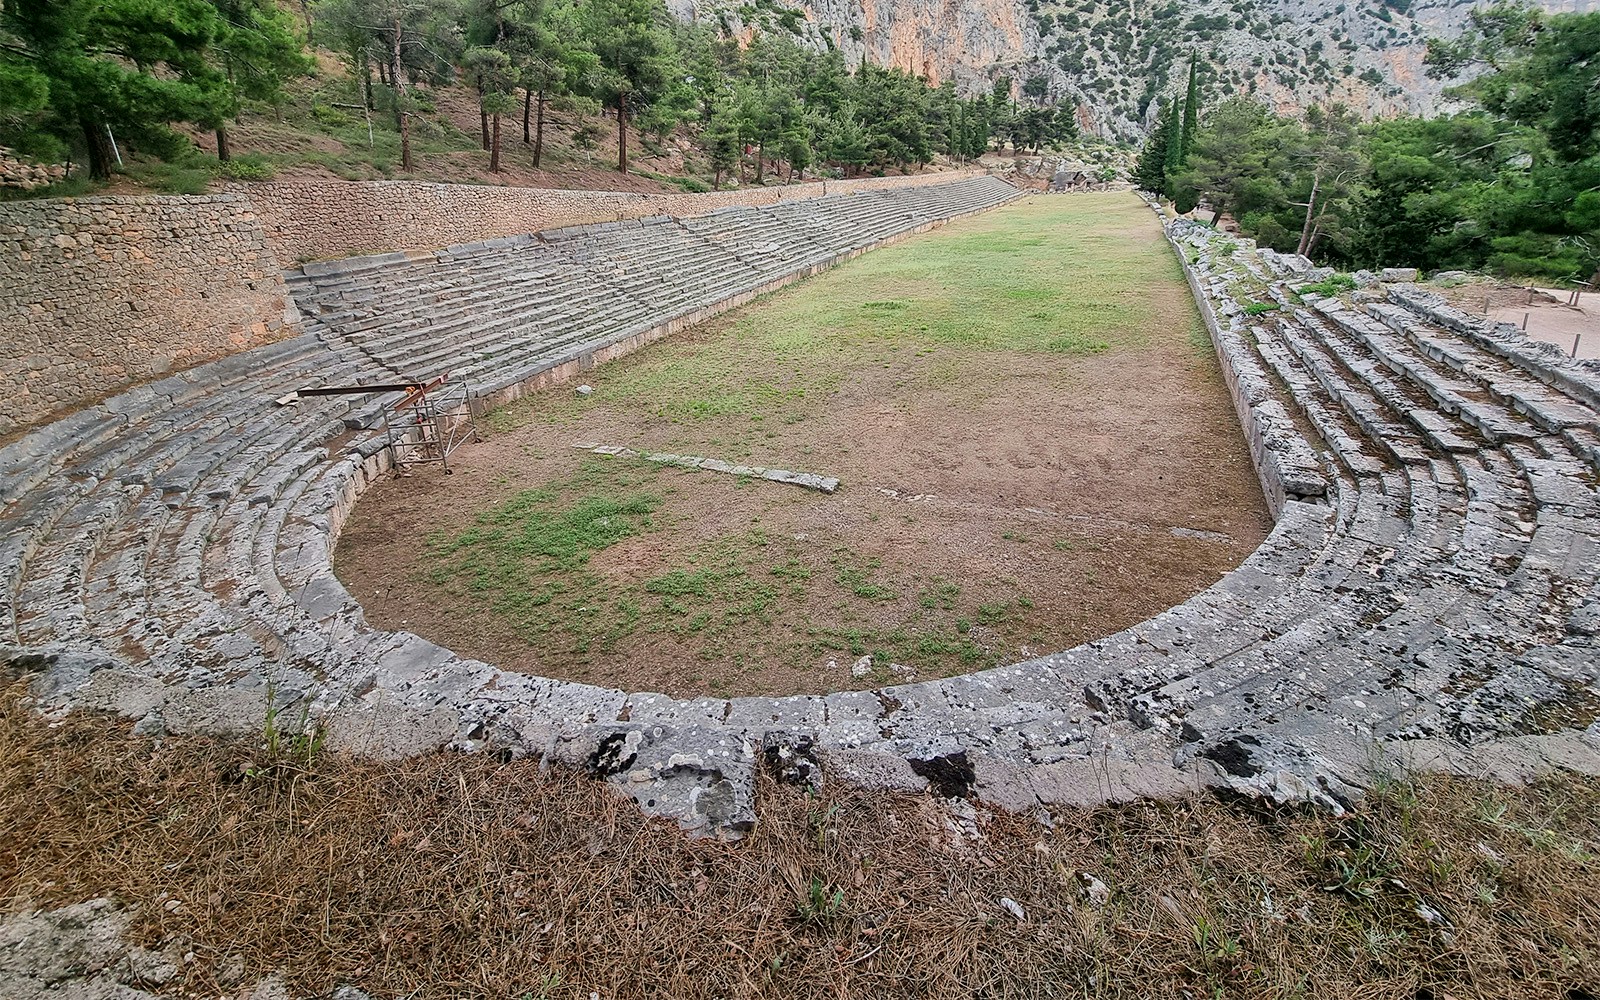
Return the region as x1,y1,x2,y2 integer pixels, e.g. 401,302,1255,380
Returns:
578,0,677,174
1,0,235,178
204,0,309,162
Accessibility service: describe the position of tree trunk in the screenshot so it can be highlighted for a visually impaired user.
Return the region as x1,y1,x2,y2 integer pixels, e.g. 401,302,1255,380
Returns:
490,113,502,172
478,80,490,150
522,87,532,143
1296,171,1322,257
362,52,374,109
216,126,231,163
713,167,722,190
83,119,114,180
532,89,546,167
756,142,765,182
299,0,314,42
390,19,411,173
616,93,628,174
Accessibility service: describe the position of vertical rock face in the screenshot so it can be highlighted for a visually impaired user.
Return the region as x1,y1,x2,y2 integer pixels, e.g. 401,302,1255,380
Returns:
672,0,1583,140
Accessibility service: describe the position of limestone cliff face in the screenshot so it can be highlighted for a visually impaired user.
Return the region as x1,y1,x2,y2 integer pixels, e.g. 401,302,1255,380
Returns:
671,0,1591,141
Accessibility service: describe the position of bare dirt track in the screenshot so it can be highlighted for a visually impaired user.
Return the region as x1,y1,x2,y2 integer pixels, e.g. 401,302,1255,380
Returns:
335,193,1271,697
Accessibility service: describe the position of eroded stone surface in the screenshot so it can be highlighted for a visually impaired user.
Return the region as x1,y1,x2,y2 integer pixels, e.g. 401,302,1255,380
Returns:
571,443,841,493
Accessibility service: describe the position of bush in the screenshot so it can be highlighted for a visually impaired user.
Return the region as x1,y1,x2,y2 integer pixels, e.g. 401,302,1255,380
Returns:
310,103,357,127
217,154,277,181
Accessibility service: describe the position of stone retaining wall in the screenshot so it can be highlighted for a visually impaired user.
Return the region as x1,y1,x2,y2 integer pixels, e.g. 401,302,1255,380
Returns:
237,169,986,264
0,194,292,438
0,171,988,436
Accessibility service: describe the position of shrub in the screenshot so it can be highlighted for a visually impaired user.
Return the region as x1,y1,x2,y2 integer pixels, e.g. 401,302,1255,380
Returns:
1301,273,1358,296
217,154,277,181
310,103,356,127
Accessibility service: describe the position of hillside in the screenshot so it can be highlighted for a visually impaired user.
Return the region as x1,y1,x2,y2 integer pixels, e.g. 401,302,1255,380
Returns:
675,0,1587,140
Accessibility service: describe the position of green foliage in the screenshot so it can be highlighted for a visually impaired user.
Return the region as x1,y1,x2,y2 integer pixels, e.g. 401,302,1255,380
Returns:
2,0,233,178
1301,273,1358,296
1179,53,1200,162
216,153,276,180
1363,3,1600,281
794,877,846,925
1162,3,1598,282
1134,100,1174,193
0,0,307,179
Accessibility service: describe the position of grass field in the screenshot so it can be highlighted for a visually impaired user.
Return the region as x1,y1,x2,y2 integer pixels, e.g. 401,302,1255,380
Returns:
486,193,1177,434
337,193,1270,697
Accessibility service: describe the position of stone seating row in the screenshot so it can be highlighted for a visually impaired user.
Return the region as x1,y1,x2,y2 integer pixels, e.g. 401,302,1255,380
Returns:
284,176,1021,406
2,176,1031,833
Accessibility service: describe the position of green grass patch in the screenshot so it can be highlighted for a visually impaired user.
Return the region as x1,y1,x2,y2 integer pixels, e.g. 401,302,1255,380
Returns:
422,460,663,651
1301,273,1358,297
489,194,1193,431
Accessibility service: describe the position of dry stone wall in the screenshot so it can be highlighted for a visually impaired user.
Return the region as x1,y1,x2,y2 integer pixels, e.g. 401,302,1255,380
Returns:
0,194,291,437
0,171,980,437
238,169,985,263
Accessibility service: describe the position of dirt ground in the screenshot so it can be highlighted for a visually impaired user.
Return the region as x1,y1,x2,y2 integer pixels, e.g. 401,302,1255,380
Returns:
334,194,1271,698
1438,279,1600,361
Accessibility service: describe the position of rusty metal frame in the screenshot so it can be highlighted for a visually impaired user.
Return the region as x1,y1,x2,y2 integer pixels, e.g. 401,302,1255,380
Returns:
380,374,478,474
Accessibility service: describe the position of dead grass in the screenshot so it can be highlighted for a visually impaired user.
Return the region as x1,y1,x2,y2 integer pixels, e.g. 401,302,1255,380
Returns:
2,683,1598,999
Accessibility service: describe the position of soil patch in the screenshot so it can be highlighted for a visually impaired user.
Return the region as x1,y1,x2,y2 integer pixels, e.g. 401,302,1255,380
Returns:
1436,278,1600,361
334,193,1271,697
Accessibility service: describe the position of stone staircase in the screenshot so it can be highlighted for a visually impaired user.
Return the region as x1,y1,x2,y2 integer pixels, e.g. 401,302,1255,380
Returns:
3,178,1597,839
283,175,1022,403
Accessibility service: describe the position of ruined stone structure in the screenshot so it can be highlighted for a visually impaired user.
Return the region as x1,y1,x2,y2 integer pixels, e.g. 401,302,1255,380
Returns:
3,183,1597,839
0,172,982,436
243,170,987,263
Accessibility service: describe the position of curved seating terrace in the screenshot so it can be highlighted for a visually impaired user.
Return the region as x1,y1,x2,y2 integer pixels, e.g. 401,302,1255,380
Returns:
3,180,1598,837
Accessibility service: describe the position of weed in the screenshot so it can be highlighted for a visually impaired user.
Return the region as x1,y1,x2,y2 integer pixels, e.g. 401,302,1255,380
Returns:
1301,273,1358,297
835,564,896,601
246,682,327,780
216,154,277,181
976,601,1011,625
794,877,846,926
1243,300,1279,315
918,580,960,610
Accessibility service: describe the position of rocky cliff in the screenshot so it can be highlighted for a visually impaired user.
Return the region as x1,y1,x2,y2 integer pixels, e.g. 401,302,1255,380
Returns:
669,0,1592,140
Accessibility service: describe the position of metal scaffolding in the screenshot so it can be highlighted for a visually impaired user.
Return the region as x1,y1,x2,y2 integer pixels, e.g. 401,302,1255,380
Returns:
379,374,479,474
288,371,480,475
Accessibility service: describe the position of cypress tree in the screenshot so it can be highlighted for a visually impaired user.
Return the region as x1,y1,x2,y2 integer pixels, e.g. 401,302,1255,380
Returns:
1134,102,1173,193
1180,55,1200,161
1162,85,1184,181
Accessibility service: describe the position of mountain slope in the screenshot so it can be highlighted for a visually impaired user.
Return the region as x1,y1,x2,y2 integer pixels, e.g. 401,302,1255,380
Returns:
670,0,1590,140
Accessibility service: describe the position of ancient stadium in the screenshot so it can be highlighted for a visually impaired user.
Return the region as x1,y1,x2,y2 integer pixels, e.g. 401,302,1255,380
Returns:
3,173,1596,846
